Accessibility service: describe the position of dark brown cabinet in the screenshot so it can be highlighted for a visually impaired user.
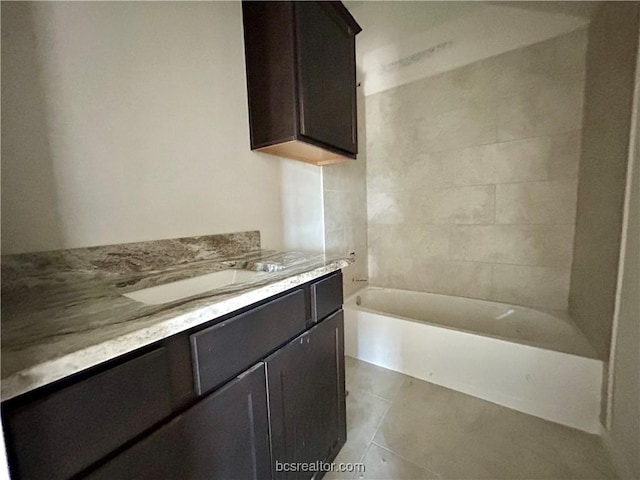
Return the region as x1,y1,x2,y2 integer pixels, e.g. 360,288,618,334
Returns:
86,363,271,480
3,348,175,480
242,1,361,166
2,272,345,480
267,311,346,480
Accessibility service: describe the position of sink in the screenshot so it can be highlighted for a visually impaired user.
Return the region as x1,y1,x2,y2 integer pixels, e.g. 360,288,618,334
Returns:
122,269,265,305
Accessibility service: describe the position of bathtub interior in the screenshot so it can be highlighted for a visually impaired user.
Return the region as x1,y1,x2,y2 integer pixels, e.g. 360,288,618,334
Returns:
345,287,598,359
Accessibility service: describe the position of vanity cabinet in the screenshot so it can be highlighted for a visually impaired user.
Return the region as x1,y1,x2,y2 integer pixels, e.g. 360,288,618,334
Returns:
86,363,271,480
2,348,176,480
2,271,345,480
267,311,346,480
242,1,361,166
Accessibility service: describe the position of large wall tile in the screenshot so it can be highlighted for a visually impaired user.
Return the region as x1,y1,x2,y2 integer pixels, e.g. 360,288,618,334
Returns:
368,151,454,194
367,191,407,225
448,137,552,186
497,79,584,141
324,190,350,230
364,30,586,311
418,185,495,224
496,180,578,224
491,264,571,309
372,61,494,127
368,254,415,291
398,152,454,191
411,258,492,299
450,225,575,267
548,131,581,180
368,224,450,260
407,61,494,120
417,102,496,153
491,29,587,97
325,228,345,255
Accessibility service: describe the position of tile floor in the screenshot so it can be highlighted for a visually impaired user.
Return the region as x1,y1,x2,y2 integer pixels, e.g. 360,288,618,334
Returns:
327,357,618,480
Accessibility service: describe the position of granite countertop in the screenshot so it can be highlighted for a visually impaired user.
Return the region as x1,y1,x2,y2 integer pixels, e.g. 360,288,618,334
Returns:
1,231,350,401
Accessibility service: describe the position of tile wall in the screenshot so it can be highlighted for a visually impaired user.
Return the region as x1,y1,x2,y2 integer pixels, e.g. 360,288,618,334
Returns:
323,90,369,298
365,30,586,310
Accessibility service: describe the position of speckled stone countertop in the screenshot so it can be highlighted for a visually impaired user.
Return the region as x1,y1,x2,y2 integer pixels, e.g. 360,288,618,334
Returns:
1,231,350,401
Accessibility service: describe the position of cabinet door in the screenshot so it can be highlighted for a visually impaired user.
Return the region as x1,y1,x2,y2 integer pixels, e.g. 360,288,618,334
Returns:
86,363,271,480
267,311,346,480
296,2,357,154
4,348,174,480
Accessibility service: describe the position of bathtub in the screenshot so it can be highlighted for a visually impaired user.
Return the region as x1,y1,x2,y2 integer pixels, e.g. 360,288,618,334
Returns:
344,287,603,434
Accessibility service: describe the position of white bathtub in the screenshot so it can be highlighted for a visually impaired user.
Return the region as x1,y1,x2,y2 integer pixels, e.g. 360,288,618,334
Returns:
344,287,604,434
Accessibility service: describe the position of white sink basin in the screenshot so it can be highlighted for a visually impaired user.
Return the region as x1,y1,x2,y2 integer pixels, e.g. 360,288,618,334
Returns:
122,269,264,305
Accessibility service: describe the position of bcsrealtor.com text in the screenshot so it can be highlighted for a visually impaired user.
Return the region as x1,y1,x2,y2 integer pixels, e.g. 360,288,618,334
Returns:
275,460,365,473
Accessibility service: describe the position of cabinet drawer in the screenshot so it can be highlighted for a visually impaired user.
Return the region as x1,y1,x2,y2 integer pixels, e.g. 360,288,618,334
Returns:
311,272,343,323
191,289,306,395
5,348,173,480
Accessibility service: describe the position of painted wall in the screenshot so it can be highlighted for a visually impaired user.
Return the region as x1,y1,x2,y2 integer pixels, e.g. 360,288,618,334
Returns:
607,18,640,480
366,30,585,310
1,1,324,255
353,2,589,96
569,3,640,359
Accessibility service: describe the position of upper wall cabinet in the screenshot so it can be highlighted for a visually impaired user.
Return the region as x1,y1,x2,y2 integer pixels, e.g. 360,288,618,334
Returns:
242,1,362,166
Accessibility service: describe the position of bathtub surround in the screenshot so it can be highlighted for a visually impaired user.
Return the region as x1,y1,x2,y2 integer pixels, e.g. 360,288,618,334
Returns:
366,29,585,310
569,3,640,360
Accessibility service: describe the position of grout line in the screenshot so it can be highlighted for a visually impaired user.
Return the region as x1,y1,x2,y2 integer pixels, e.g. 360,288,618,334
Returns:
370,222,576,227
490,263,495,299
367,253,573,270
365,393,394,446
492,184,497,224
365,128,581,158
369,441,443,479
366,178,579,196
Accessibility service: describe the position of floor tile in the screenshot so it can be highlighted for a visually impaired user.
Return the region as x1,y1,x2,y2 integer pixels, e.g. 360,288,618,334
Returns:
336,387,391,466
345,356,407,401
356,443,439,479
373,377,618,479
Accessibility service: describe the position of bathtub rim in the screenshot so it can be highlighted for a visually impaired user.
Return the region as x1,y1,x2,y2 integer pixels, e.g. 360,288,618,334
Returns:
344,286,600,360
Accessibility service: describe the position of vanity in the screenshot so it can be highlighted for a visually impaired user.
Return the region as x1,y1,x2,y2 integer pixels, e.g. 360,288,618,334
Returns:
1,232,349,479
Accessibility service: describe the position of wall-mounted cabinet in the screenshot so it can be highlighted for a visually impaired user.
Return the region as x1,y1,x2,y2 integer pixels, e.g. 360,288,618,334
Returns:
242,1,362,166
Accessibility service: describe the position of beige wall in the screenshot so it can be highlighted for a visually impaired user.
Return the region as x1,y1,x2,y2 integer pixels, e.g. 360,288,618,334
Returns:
366,30,585,310
1,2,324,254
355,2,589,96
570,3,640,359
607,16,640,479
609,114,639,480
323,88,369,298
